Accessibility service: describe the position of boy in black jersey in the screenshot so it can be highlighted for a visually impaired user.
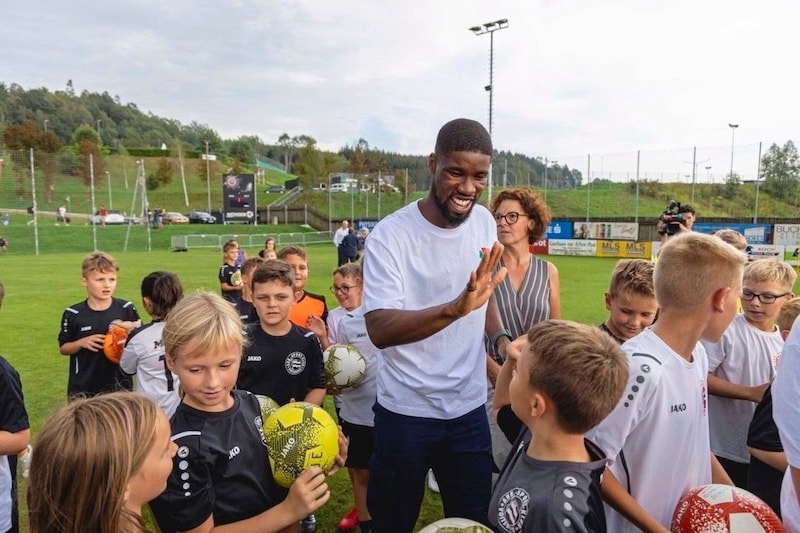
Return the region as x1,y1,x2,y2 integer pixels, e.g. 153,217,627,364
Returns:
219,239,243,304
490,321,627,533
58,252,140,398
151,292,345,533
234,257,264,326
599,259,657,344
238,260,326,407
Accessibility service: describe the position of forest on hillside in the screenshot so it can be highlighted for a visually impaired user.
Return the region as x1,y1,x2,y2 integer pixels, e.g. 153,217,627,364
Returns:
0,82,584,192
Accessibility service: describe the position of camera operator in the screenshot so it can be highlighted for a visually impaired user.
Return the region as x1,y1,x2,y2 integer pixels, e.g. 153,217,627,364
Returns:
658,202,696,244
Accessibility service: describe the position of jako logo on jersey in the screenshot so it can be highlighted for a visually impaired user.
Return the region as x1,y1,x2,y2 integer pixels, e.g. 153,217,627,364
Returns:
80,326,92,332
247,355,262,362
355,332,367,338
285,352,306,375
228,446,241,459
670,403,687,413
497,487,529,532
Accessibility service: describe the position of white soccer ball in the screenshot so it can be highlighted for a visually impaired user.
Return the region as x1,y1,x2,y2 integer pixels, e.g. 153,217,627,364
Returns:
323,343,366,391
418,518,493,533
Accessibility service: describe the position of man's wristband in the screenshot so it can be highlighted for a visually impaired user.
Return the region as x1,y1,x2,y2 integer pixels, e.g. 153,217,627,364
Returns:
491,329,513,349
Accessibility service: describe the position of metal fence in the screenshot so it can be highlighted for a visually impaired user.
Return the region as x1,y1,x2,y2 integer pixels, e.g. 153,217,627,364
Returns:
170,231,333,251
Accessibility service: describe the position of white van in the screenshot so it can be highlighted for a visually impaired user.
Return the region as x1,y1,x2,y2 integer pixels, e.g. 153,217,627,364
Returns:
329,183,348,193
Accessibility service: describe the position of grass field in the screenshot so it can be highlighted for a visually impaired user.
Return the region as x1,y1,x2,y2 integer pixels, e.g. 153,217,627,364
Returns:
1,239,619,532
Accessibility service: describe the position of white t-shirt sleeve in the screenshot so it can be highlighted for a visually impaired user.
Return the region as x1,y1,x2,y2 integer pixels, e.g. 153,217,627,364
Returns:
362,228,405,314
773,335,800,465
586,357,661,463
703,328,730,373
119,338,141,375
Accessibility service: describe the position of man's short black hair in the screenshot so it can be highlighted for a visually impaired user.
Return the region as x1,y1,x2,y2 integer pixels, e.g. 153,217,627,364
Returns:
434,118,493,157
678,204,696,215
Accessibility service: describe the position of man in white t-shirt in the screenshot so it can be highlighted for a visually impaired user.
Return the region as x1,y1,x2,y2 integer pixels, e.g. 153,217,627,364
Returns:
333,219,350,266
362,118,508,533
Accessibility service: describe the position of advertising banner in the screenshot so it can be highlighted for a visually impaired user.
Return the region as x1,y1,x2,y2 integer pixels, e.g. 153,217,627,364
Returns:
745,244,783,261
549,239,596,256
693,223,771,244
774,224,800,246
222,174,255,224
546,220,573,240
530,239,549,255
595,241,652,258
573,222,639,241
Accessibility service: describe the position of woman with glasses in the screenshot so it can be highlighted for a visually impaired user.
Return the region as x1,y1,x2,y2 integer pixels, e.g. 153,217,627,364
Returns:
487,188,561,466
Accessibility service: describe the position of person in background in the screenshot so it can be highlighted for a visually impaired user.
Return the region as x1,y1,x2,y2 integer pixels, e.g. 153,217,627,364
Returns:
0,236,7,253
486,187,560,468
334,220,350,266
340,228,359,265
218,240,243,305
258,237,277,259
599,259,658,344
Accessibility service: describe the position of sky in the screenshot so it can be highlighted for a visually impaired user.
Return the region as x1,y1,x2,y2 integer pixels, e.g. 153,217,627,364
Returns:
3,0,799,180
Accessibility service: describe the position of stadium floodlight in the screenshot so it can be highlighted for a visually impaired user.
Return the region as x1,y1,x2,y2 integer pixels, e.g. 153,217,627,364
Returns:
728,123,739,183
469,17,509,204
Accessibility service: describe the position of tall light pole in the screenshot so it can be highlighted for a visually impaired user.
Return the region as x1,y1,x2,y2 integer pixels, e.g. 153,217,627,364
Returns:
705,165,712,184
469,18,509,204
728,123,739,182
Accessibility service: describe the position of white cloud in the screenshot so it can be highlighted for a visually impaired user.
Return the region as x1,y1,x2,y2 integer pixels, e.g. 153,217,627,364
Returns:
2,0,798,179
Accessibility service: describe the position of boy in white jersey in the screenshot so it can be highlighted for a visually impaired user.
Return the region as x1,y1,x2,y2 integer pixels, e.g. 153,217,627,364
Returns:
702,259,796,487
587,232,744,532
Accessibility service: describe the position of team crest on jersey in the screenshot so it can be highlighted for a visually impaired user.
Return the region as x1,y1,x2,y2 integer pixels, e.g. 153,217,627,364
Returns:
497,487,529,532
285,351,307,375
255,415,267,446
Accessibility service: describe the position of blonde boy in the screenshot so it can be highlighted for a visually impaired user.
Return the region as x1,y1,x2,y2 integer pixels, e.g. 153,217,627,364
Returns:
747,297,800,516
58,252,140,398
587,232,745,532
489,320,627,532
601,259,658,344
702,259,796,487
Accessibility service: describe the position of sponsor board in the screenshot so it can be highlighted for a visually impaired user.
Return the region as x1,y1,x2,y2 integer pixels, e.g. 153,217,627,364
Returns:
693,223,770,244
595,240,652,258
573,222,639,241
548,239,596,256
530,239,548,255
546,220,573,240
745,244,783,261
774,224,800,246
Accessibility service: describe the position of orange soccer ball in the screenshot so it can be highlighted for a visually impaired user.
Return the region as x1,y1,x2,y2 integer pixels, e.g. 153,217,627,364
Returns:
103,323,129,364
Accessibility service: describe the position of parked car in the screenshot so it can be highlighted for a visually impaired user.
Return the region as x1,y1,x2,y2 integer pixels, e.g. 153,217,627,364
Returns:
162,211,189,224
265,185,285,194
188,211,216,224
90,209,126,225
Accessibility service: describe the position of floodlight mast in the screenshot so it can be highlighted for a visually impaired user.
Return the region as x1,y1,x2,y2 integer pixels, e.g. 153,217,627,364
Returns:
470,18,509,204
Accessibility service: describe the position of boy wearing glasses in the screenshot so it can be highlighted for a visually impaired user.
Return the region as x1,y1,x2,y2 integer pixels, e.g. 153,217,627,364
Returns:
702,259,797,487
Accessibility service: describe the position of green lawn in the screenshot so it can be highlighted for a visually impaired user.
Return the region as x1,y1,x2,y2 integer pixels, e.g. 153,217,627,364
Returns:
0,236,619,532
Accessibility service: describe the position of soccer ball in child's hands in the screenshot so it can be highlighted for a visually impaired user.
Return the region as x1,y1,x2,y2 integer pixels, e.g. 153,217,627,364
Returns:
255,394,280,421
671,484,783,532
103,323,128,364
418,518,493,533
262,402,339,488
323,343,366,391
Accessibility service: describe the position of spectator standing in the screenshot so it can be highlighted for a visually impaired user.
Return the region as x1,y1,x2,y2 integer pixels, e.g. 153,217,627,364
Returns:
334,220,350,266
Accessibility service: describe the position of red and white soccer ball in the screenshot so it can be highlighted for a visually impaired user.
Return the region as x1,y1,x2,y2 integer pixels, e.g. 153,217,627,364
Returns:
671,484,784,533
